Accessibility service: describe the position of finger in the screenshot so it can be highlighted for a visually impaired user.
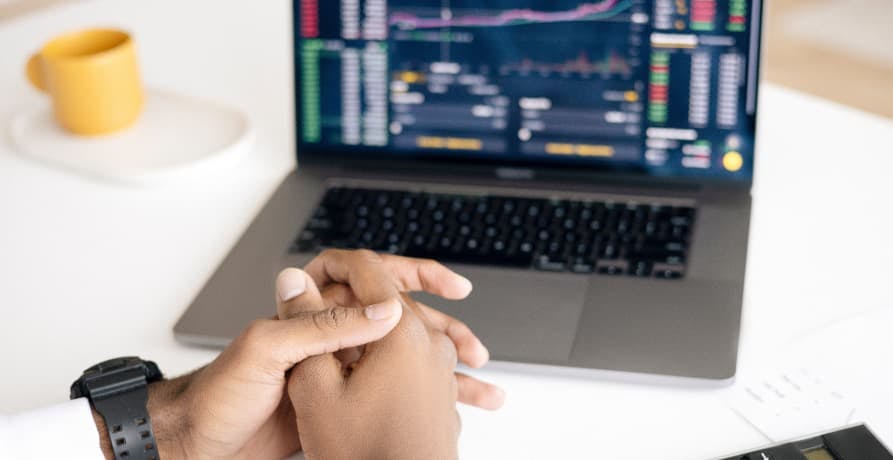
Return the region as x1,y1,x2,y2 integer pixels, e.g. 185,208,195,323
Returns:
378,254,473,300
287,354,343,409
418,302,489,368
455,372,505,411
241,299,403,375
304,249,402,306
433,331,459,370
320,283,360,309
278,270,362,311
304,249,473,301
276,268,326,319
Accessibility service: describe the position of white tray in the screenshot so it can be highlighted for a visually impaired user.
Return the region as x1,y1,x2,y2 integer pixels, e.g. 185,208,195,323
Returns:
9,89,254,185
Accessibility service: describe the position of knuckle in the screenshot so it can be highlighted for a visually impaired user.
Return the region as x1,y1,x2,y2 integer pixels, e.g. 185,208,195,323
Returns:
317,248,340,260
239,319,272,351
243,318,269,339
391,318,432,350
412,256,437,265
312,307,350,330
420,257,442,268
321,284,351,306
418,259,447,289
354,248,383,263
400,310,428,336
423,259,449,277
437,334,458,368
447,319,472,339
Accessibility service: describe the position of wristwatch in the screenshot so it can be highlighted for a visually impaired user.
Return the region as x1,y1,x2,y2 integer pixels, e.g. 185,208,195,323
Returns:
71,357,163,460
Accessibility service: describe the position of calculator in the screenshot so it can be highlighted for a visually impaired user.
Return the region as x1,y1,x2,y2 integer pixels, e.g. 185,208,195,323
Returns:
718,425,893,460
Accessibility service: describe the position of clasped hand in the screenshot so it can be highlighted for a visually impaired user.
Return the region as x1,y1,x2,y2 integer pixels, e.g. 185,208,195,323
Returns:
138,250,503,460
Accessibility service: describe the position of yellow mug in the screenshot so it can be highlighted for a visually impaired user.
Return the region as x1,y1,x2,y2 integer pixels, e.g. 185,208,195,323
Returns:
26,28,144,136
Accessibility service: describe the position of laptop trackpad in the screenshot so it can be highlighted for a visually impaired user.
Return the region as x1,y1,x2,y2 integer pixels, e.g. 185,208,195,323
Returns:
569,277,743,378
414,267,588,364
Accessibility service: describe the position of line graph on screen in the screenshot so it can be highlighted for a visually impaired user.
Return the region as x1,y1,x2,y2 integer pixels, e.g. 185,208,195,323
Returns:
501,50,634,77
390,0,635,30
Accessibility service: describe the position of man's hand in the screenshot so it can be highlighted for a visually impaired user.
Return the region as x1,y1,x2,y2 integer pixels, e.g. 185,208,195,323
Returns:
277,249,505,410
279,249,505,459
289,295,464,460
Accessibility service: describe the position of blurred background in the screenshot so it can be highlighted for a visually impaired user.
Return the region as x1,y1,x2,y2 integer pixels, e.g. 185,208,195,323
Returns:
3,0,892,118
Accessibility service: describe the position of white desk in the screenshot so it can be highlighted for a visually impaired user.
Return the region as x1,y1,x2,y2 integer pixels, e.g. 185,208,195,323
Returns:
1,1,892,458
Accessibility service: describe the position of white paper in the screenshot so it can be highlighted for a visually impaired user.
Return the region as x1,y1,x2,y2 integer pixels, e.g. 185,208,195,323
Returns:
723,366,858,442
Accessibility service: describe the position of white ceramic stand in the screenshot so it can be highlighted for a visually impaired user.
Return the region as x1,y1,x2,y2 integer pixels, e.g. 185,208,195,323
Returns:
8,89,254,185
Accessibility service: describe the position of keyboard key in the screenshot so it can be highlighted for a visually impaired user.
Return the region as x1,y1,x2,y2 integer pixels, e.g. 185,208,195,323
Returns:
570,257,595,273
628,260,653,277
629,249,686,264
306,217,333,230
535,254,567,271
654,266,685,279
600,240,620,260
293,230,316,252
597,261,626,276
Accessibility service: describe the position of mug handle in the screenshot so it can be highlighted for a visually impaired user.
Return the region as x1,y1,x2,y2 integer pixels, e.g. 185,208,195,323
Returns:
26,53,47,92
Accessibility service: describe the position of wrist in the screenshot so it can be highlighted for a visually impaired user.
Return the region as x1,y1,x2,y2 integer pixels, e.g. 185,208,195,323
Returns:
146,376,191,460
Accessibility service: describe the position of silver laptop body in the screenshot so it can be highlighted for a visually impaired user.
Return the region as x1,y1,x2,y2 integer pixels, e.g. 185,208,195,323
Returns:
176,0,764,380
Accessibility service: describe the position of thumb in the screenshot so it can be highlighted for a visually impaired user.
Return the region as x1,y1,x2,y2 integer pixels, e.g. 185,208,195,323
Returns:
277,297,403,365
276,267,326,320
284,298,402,408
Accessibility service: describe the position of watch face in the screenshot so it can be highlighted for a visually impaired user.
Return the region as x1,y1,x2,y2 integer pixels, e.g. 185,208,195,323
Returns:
70,357,162,400
93,357,141,373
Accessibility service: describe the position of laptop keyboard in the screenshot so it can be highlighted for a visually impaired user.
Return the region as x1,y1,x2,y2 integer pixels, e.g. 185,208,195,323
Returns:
291,186,697,280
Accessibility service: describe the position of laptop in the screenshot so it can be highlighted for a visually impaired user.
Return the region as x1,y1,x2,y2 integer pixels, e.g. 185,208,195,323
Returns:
175,0,763,380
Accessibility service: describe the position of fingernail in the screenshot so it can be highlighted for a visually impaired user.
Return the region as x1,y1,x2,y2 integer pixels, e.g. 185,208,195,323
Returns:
365,301,400,321
458,275,473,294
277,269,306,301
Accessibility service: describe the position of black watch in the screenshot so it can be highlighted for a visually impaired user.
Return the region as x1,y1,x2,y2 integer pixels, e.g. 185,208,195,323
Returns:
71,357,163,460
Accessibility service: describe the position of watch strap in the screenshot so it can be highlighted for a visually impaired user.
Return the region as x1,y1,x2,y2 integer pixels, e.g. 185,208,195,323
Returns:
92,382,159,460
71,358,163,460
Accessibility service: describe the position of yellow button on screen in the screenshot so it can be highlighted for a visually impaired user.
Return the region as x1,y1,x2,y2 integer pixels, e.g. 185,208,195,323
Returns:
723,151,744,172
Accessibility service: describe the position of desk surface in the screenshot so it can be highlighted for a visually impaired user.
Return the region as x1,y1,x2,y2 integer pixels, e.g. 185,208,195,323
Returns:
1,1,892,458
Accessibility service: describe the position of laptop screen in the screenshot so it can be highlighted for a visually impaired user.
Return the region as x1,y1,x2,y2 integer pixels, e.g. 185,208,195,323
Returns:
294,0,762,182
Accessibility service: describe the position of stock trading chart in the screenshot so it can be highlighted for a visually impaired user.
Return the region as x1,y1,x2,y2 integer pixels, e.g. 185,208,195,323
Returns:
297,0,761,180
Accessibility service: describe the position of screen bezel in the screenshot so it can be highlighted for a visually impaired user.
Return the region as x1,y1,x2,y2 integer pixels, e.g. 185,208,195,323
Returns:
291,0,763,190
